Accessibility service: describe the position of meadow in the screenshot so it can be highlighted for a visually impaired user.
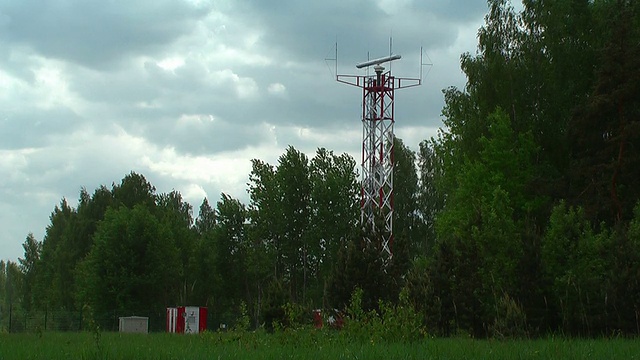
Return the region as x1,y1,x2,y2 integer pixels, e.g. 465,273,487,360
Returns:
1,330,638,360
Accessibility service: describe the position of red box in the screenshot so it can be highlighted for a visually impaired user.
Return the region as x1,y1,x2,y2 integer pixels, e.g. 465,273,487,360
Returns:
167,306,207,334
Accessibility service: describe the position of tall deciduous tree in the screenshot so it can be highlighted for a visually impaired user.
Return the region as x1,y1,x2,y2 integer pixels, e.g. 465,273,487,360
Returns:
434,109,537,336
309,148,359,302
249,146,360,318
34,199,74,310
212,193,247,323
392,137,420,269
1,260,24,329
78,205,181,319
195,198,216,237
247,159,281,326
275,146,312,303
35,175,157,312
417,140,444,255
157,190,196,304
112,172,156,210
327,211,404,312
247,158,279,279
567,0,640,225
18,233,41,311
192,198,218,306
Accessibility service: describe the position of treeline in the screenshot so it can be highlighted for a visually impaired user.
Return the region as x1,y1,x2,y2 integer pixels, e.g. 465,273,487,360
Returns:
0,142,427,332
2,0,640,337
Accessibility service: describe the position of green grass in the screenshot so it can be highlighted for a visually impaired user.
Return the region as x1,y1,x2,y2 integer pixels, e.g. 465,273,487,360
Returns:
0,331,638,359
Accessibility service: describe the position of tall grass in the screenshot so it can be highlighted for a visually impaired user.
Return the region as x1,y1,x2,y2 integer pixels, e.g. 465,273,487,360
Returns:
0,331,638,360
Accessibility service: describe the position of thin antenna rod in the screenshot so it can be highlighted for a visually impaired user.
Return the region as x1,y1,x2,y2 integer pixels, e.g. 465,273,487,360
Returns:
389,36,393,71
323,38,339,79
367,51,370,77
418,45,433,84
335,40,338,80
420,46,423,83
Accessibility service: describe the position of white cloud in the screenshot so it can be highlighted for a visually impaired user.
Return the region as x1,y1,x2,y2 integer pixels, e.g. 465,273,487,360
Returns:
177,113,215,126
157,57,186,72
395,126,440,148
377,0,413,15
267,82,286,96
0,148,36,182
211,69,259,99
183,183,207,204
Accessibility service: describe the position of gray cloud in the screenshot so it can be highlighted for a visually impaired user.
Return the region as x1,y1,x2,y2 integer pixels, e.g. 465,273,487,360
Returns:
232,0,487,64
0,107,83,149
0,0,211,69
0,0,495,262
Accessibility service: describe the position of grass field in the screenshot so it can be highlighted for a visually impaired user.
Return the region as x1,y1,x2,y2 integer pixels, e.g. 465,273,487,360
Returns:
0,330,638,359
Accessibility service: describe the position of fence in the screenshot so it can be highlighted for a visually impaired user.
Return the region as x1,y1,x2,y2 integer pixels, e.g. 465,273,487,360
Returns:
0,306,169,333
0,305,244,333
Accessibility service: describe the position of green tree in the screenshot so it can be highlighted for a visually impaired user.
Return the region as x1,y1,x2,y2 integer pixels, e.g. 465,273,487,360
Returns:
34,199,75,310
156,190,196,304
616,202,640,333
567,0,640,224
541,202,614,335
327,218,396,312
417,140,444,255
247,158,279,279
392,137,420,271
195,198,216,237
192,198,218,307
18,233,41,311
275,146,312,303
309,148,359,302
34,174,159,313
247,159,280,326
78,205,181,319
434,109,537,336
248,146,360,322
541,199,640,335
0,261,4,313
112,172,156,210
1,261,23,331
423,0,640,337
212,193,248,325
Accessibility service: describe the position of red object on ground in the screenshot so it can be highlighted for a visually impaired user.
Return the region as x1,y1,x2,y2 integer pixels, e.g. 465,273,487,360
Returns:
313,309,323,329
166,306,207,333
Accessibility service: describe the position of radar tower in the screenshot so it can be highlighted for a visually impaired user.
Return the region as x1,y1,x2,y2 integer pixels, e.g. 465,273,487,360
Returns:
333,44,423,259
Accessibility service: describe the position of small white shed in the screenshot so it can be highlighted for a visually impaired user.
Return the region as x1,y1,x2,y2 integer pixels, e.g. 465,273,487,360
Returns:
119,316,149,334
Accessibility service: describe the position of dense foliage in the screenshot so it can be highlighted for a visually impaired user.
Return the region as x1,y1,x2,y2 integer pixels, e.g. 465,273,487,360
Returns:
2,0,639,338
420,0,640,337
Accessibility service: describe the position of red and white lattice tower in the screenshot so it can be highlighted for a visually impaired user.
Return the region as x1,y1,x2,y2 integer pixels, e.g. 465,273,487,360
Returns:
336,53,421,258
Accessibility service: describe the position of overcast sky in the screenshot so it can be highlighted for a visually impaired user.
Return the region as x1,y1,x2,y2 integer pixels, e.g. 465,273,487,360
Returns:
0,0,501,262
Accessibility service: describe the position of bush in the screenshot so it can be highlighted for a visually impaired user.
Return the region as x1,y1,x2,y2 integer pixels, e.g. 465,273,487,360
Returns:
489,292,528,339
343,287,424,343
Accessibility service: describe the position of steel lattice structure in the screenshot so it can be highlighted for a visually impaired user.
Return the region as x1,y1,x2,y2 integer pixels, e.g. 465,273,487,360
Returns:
337,57,421,259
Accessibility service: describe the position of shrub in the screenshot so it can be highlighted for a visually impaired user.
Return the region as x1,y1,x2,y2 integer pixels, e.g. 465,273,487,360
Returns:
489,292,528,339
343,287,424,343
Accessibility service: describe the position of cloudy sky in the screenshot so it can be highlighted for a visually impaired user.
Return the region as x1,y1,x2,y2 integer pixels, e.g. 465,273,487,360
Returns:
0,0,499,261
